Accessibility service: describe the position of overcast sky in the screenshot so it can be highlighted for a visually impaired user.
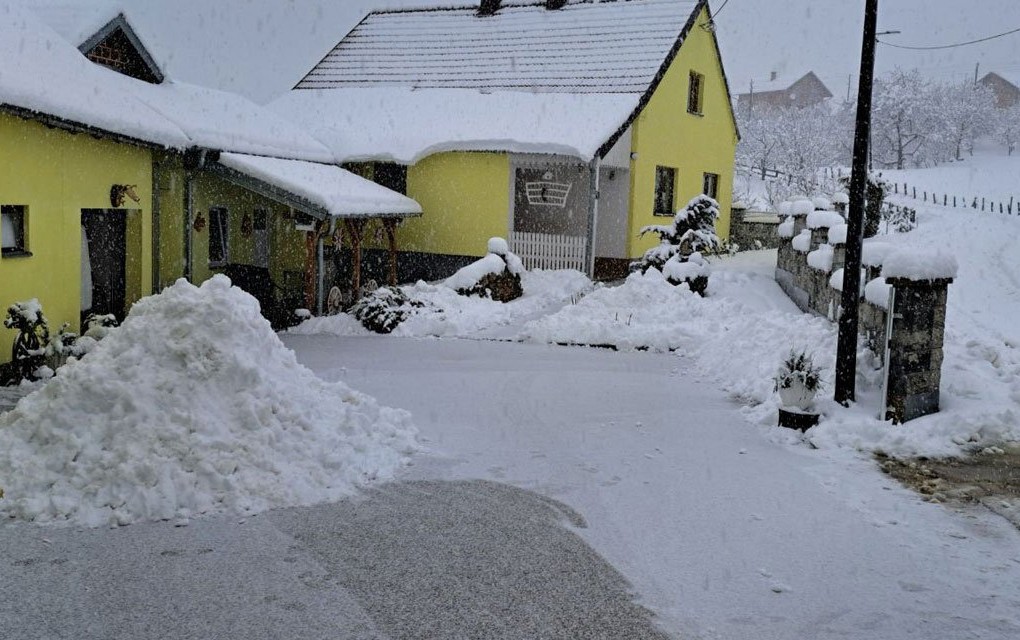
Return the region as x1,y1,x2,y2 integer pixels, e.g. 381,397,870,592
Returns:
22,0,1020,103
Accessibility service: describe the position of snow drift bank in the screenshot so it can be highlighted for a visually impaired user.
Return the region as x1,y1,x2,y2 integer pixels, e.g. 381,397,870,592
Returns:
0,276,418,527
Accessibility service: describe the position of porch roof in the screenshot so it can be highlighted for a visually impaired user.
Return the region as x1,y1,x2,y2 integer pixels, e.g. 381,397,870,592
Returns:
215,153,422,220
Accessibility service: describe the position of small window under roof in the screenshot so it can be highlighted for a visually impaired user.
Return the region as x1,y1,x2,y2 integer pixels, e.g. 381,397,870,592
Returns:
79,14,164,84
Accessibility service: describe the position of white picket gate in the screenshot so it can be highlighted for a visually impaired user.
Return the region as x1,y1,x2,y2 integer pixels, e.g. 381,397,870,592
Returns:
509,231,587,272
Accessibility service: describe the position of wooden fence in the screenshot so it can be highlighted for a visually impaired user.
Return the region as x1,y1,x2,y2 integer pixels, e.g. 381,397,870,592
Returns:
509,231,587,271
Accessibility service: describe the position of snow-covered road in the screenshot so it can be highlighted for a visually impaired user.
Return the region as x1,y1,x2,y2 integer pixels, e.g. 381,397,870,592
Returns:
285,335,1020,640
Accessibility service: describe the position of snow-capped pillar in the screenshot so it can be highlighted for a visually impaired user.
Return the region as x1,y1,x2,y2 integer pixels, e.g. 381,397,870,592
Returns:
584,157,601,279
881,249,957,424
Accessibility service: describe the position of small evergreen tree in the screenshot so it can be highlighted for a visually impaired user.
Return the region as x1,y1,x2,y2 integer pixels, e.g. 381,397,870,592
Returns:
632,195,722,273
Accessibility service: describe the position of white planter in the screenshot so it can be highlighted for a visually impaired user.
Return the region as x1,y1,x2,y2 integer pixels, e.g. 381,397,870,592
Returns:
778,378,817,410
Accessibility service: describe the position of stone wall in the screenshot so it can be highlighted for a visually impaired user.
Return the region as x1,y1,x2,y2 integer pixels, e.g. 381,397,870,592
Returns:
773,215,953,423
729,210,782,251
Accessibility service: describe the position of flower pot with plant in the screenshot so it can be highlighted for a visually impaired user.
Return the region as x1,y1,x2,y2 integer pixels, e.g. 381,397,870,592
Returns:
773,350,823,410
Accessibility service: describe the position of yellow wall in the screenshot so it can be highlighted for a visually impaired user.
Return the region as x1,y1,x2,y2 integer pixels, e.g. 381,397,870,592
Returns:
400,152,510,257
0,113,152,358
154,152,186,289
182,172,307,292
627,6,738,258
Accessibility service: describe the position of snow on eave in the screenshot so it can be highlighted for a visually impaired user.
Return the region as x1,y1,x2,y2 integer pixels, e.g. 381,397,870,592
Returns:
216,152,422,219
270,87,639,165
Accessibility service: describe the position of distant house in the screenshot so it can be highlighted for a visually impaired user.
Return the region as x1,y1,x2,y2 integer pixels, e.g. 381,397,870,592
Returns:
736,71,833,112
274,0,740,282
978,72,1020,108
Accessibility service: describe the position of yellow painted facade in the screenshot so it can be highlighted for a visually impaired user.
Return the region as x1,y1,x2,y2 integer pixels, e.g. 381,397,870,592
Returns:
0,113,152,356
628,6,738,259
399,152,510,257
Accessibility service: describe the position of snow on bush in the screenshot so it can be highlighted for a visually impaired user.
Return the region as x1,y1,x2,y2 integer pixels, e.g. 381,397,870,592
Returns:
882,247,958,281
0,276,419,527
291,269,594,339
445,254,514,292
633,195,722,274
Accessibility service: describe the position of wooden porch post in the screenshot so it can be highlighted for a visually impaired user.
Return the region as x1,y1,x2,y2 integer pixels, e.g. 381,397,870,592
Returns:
383,218,399,286
303,224,320,311
345,219,367,301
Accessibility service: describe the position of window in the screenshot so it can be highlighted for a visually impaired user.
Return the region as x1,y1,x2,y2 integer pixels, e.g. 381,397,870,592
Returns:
1,205,28,256
208,207,229,267
702,173,719,200
653,167,677,216
253,207,269,231
688,71,705,115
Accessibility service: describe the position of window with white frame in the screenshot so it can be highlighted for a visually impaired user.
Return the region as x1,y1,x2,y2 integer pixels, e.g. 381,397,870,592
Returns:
702,173,719,200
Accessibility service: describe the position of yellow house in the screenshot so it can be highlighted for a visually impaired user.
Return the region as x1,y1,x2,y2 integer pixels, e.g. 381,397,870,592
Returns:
1,8,419,365
274,0,739,281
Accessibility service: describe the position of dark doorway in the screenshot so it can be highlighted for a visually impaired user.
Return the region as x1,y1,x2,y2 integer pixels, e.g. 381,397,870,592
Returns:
81,209,127,322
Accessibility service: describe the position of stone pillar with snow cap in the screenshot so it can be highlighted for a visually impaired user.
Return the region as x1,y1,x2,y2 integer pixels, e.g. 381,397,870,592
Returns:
881,248,957,424
832,191,850,216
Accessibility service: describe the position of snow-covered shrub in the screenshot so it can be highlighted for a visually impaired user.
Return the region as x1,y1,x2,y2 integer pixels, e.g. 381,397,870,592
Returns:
446,237,525,303
632,196,721,296
350,286,425,334
2,299,50,384
634,195,722,271
881,203,917,234
773,350,823,394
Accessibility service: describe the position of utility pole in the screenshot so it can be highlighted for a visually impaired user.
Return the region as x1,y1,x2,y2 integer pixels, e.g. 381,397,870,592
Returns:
834,0,879,405
974,62,980,85
847,74,853,103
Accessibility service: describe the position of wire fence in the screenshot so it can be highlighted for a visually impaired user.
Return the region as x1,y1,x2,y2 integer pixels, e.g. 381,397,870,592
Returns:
889,182,1017,215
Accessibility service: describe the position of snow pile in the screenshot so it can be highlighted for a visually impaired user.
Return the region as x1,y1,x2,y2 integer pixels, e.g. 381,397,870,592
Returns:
861,241,892,267
0,276,418,527
791,199,814,215
791,229,812,252
291,269,594,339
864,278,892,308
828,223,848,245
806,244,834,272
777,216,795,238
663,253,709,283
812,196,832,211
806,210,844,229
778,201,793,216
882,247,959,281
444,237,525,292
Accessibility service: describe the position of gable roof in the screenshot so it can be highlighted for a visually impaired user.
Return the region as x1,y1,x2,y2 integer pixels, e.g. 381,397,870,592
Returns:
744,71,830,96
279,0,740,162
79,13,164,84
980,72,1020,90
0,2,332,162
296,0,701,93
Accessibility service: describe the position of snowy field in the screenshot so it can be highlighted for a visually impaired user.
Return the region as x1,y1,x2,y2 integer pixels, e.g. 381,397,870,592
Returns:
882,144,1020,207
3,192,1020,637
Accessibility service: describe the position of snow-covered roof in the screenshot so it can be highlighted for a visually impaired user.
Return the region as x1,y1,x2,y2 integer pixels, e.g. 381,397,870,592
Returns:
271,87,641,164
296,0,701,93
749,71,820,94
983,71,1020,90
0,2,333,162
216,153,422,218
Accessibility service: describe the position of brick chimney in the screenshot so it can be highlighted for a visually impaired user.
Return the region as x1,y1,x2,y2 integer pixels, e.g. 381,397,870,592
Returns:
478,0,501,16
770,71,778,82
546,0,568,9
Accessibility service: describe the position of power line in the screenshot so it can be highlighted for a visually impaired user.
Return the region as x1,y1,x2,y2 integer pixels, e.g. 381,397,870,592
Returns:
710,0,731,20
878,25,1020,51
